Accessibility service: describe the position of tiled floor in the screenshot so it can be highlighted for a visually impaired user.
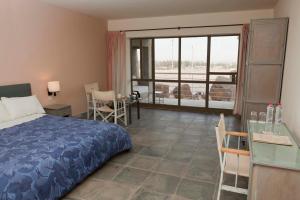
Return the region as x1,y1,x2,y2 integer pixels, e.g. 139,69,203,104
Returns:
65,109,248,200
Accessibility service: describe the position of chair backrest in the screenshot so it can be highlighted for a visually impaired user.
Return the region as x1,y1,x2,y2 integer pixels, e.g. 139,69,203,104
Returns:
84,82,99,94
216,114,226,150
92,90,115,102
84,82,99,102
215,114,227,165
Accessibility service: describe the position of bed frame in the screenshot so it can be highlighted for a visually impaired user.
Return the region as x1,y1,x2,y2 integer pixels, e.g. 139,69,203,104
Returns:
0,83,32,98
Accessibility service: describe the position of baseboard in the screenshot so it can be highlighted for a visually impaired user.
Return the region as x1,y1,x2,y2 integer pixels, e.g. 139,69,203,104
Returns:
74,112,87,119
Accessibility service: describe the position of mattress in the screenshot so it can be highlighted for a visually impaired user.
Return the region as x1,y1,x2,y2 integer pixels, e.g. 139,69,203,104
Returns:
0,115,132,200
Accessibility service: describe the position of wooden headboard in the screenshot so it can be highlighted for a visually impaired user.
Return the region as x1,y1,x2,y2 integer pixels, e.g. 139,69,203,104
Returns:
0,83,32,98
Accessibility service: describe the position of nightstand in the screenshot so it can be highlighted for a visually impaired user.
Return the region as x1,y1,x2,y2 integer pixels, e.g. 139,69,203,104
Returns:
44,104,72,117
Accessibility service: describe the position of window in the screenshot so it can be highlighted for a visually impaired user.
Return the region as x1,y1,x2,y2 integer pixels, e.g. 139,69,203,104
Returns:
131,35,240,110
181,37,207,81
209,36,239,109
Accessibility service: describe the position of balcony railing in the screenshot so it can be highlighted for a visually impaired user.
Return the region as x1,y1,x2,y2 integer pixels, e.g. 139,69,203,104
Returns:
154,72,237,84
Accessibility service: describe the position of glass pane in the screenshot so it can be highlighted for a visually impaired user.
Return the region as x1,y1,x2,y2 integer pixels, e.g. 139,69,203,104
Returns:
141,39,153,79
208,83,236,109
131,39,141,79
155,38,179,80
181,37,207,81
180,83,206,107
155,82,178,105
209,74,236,82
131,39,153,80
132,81,153,103
210,36,239,73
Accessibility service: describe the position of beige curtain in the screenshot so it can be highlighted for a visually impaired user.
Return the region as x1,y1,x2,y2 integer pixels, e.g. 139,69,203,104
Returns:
107,31,126,96
233,24,249,115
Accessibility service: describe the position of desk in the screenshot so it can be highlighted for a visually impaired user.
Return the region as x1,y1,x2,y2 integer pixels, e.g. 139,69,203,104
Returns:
248,121,300,200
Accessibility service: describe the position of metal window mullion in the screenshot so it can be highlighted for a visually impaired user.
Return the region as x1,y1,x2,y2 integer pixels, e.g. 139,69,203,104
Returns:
205,36,211,108
178,37,181,106
152,38,155,105
139,39,143,79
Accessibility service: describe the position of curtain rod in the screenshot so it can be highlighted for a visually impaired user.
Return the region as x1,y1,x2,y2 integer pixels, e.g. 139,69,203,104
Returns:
119,23,244,32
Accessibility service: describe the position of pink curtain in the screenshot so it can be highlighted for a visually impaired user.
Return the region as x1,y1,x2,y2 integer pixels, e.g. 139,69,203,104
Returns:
107,31,126,95
233,24,249,115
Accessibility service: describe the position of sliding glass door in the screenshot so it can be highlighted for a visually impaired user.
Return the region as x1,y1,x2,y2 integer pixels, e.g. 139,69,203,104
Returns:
180,37,207,108
131,35,239,111
154,38,179,105
209,36,239,109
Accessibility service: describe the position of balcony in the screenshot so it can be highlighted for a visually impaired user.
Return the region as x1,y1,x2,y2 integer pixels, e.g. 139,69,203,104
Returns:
133,72,236,110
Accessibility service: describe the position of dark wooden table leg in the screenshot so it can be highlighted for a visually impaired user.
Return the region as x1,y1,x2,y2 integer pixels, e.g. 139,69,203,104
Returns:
128,103,132,124
137,100,140,120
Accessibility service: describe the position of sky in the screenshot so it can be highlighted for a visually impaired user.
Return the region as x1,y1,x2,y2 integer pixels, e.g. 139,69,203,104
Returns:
154,36,239,64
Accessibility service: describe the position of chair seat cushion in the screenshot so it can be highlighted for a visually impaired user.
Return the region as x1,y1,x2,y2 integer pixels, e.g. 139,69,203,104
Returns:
97,105,114,113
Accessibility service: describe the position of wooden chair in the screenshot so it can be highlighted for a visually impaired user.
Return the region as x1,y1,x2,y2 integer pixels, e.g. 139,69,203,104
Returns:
215,114,250,200
84,82,99,119
92,90,127,126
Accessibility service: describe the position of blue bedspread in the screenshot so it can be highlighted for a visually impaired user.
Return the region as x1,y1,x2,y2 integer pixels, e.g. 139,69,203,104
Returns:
0,115,132,200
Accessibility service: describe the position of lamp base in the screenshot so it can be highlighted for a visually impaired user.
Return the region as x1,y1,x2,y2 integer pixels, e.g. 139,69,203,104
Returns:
47,90,57,96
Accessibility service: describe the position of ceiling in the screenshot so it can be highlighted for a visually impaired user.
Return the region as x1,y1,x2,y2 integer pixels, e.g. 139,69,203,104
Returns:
42,0,278,19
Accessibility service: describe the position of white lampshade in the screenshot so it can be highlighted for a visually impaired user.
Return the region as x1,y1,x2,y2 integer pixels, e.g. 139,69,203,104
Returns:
48,81,60,92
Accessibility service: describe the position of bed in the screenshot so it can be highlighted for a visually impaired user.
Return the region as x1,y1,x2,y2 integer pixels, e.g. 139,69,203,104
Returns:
0,84,132,200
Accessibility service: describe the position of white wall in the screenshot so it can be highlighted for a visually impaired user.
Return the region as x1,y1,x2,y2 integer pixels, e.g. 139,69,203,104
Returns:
274,0,300,138
108,9,274,32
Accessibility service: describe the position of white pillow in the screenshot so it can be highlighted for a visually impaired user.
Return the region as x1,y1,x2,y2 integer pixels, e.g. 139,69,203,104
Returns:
1,95,45,119
0,101,11,123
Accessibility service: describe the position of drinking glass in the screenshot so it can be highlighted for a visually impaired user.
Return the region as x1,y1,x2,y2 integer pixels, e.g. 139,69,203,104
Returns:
250,111,258,122
259,112,267,123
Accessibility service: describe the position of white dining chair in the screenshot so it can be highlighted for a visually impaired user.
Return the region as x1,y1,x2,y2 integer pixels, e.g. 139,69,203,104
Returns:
215,114,250,200
92,90,127,126
84,82,99,119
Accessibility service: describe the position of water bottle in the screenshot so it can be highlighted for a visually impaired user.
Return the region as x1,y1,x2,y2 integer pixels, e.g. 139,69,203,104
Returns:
275,104,283,124
266,104,274,123
264,104,274,134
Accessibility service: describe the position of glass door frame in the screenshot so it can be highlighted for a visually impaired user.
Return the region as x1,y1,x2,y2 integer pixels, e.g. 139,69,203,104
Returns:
130,34,241,113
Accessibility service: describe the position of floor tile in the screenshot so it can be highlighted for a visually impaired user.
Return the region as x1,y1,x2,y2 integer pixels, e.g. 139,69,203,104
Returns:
131,188,171,200
110,152,135,165
127,127,146,135
128,155,160,170
142,173,180,194
171,143,197,152
164,126,186,134
155,159,188,177
130,144,146,153
178,135,201,144
165,149,194,163
91,163,122,180
113,167,151,186
185,157,219,183
66,179,137,200
170,195,192,200
167,121,191,129
139,146,170,158
176,179,215,200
